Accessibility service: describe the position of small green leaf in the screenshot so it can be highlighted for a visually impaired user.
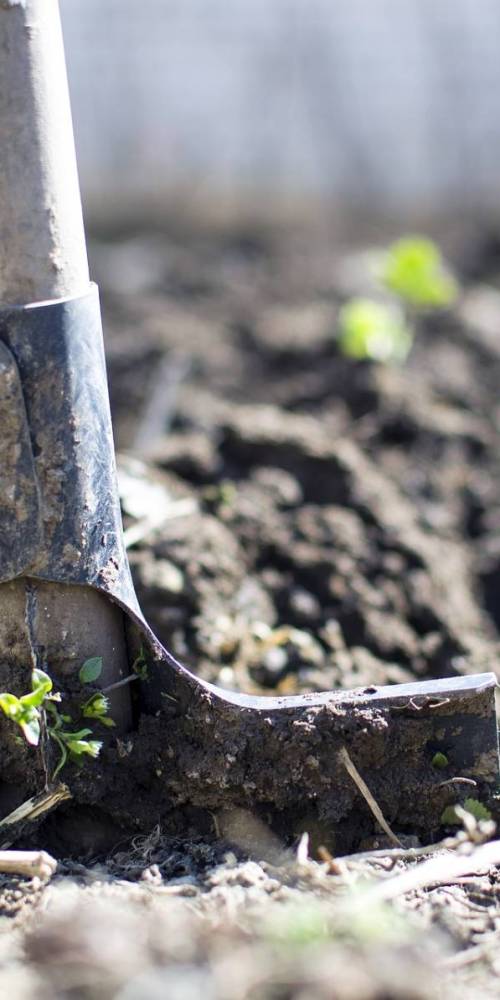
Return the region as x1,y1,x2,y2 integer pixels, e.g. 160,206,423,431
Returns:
338,299,412,365
98,716,116,728
381,236,458,309
463,798,492,822
82,693,110,719
431,752,449,770
45,700,60,722
67,739,102,758
441,798,492,826
60,728,93,742
441,805,459,825
20,669,53,708
20,716,41,747
82,693,116,727
32,668,53,695
79,657,103,685
0,693,22,719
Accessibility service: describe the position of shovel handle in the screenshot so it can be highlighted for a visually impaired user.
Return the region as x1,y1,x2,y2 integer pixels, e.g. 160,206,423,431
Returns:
0,0,89,304
0,3,131,771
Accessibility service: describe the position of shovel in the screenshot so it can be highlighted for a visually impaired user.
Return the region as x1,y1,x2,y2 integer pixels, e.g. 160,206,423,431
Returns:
0,1,497,853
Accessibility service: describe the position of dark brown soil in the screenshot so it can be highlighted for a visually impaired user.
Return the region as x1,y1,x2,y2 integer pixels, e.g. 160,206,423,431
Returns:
102,225,500,697
3,222,500,998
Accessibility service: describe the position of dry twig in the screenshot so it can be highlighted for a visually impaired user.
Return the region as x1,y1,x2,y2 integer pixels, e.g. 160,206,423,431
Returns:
338,746,402,847
367,839,500,902
0,784,71,848
0,850,57,880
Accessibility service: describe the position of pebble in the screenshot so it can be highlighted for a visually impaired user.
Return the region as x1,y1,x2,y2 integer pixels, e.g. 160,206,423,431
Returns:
288,588,322,623
139,558,184,594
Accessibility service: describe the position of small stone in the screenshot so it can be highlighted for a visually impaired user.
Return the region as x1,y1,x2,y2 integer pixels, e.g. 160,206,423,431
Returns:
320,619,346,651
218,666,235,687
288,588,321,623
250,621,272,641
140,864,162,885
262,647,288,675
140,558,184,594
252,467,303,507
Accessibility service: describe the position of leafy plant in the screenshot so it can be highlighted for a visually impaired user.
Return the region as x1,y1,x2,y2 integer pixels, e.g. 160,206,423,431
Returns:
381,236,457,309
82,692,115,727
337,235,458,364
46,704,102,779
441,797,492,826
0,657,114,779
0,668,57,747
338,299,412,364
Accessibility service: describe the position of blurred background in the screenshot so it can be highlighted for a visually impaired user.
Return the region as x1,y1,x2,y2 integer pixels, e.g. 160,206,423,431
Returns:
61,0,500,234
53,0,500,698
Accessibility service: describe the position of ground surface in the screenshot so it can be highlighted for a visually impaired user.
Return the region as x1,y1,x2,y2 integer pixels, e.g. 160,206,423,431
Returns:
3,221,500,996
103,224,500,696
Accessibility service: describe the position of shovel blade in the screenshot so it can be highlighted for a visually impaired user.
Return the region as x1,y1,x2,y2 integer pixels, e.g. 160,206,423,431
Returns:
135,669,499,851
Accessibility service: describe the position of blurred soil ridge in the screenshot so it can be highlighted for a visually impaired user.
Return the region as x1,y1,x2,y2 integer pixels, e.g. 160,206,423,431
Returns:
99,222,500,698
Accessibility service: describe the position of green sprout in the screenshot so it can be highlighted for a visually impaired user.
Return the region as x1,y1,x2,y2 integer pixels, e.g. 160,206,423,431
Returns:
381,236,457,309
441,798,492,826
46,705,103,779
0,656,114,779
431,751,449,770
82,692,115,727
338,299,412,364
337,235,458,365
0,668,56,747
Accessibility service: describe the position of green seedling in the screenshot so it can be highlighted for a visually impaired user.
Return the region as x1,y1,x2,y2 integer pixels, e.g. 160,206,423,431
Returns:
46,703,103,779
431,751,449,770
0,668,57,747
82,692,115,727
338,299,412,364
338,235,458,364
0,655,114,778
441,797,492,826
381,236,457,309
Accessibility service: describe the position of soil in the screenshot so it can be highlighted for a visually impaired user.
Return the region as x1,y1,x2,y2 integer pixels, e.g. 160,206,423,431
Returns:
102,225,500,696
3,221,500,996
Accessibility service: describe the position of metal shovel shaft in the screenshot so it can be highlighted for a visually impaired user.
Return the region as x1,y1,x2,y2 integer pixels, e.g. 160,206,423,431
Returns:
0,0,88,303
0,1,131,767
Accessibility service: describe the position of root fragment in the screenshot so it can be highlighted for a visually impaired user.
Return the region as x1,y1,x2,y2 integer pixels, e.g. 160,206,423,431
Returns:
0,849,57,880
338,746,402,847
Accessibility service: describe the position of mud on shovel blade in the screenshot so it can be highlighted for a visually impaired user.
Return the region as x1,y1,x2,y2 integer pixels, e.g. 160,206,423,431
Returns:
0,2,498,848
